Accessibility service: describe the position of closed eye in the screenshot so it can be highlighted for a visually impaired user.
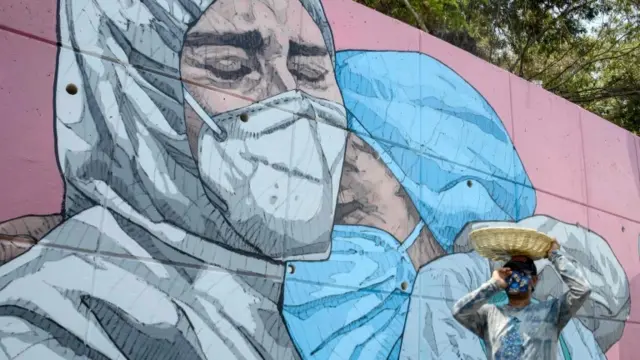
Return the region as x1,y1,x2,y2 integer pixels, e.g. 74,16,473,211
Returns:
203,57,253,81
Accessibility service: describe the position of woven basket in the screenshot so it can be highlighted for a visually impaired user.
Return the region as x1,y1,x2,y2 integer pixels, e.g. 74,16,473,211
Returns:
469,227,555,261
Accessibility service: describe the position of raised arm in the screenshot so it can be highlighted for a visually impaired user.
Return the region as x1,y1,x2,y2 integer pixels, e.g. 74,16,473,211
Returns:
549,246,592,331
452,269,506,337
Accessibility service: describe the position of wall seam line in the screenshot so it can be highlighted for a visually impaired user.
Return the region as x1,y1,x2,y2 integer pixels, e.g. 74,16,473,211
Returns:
577,110,591,229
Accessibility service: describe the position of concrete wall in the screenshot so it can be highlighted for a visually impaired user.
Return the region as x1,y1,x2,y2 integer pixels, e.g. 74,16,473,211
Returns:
0,0,638,359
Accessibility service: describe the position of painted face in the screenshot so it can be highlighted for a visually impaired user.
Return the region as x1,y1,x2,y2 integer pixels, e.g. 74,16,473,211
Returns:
180,0,343,108
179,0,347,260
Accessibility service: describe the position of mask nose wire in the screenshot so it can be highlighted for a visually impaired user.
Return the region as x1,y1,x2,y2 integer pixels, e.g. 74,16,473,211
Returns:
183,89,228,142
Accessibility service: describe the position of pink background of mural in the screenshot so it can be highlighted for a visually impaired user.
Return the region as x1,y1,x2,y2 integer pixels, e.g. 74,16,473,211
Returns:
0,0,639,358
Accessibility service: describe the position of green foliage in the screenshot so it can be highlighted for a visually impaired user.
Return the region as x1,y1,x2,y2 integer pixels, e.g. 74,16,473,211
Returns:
354,0,640,134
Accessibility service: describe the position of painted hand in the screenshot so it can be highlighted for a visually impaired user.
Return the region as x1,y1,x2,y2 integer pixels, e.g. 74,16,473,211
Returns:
0,234,36,264
547,239,560,258
0,214,62,264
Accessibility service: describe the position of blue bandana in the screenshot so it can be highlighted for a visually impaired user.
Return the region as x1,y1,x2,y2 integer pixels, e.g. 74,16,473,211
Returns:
507,271,532,295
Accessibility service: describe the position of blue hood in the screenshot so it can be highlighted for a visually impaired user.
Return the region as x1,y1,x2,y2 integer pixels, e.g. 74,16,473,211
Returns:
335,50,536,251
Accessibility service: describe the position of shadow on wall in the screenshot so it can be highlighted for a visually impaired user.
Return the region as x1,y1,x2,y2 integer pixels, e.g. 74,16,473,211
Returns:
620,268,640,359
628,138,640,198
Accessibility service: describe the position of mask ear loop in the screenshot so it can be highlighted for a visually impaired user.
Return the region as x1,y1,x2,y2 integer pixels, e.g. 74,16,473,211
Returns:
183,89,228,142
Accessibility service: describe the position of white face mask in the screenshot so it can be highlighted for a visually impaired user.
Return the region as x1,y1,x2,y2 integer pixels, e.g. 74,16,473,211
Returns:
186,89,348,261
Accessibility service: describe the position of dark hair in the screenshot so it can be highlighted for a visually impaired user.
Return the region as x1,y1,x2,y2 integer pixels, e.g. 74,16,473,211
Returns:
504,256,537,276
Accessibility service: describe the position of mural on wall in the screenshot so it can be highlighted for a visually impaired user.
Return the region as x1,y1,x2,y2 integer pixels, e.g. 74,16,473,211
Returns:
0,0,632,359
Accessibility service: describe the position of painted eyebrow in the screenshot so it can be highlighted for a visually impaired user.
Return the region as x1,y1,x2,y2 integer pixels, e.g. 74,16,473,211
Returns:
289,41,328,57
183,30,264,51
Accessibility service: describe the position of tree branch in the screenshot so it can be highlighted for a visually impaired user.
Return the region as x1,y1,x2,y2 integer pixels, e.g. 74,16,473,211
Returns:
542,25,638,89
526,9,613,81
401,0,429,33
568,89,640,103
506,0,595,75
559,85,625,97
509,35,534,74
526,42,577,80
546,41,640,91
